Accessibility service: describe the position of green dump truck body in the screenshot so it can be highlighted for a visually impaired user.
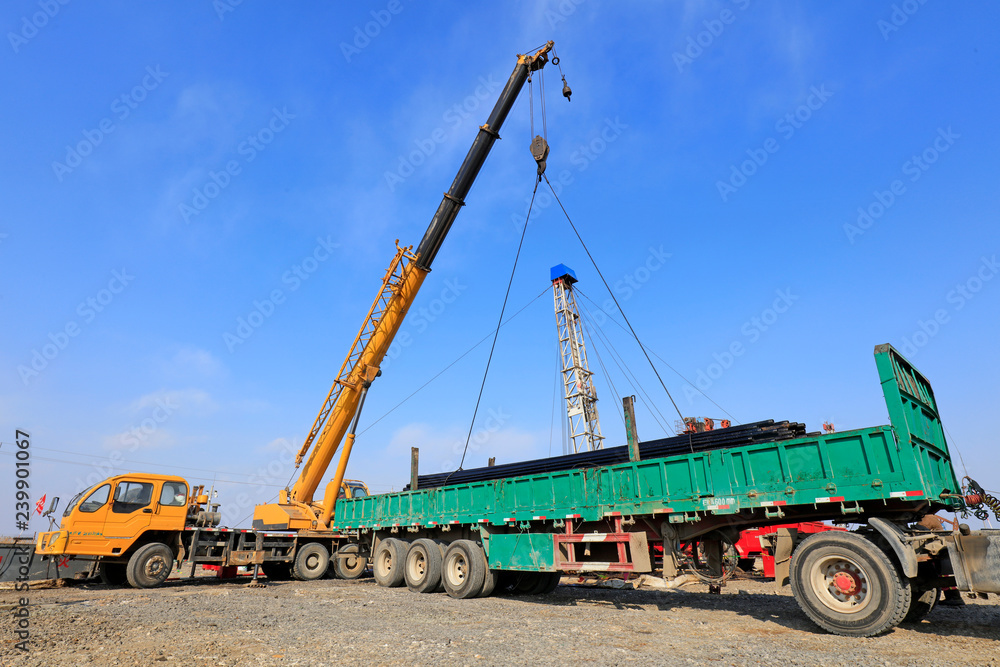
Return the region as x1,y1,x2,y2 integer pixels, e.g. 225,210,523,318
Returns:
333,345,962,537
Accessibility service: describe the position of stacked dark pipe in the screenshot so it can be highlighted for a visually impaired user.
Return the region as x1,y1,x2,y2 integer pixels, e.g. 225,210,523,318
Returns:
408,419,809,490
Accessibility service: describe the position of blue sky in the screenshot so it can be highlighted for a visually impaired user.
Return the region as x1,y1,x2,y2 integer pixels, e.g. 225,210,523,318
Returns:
2,1,998,531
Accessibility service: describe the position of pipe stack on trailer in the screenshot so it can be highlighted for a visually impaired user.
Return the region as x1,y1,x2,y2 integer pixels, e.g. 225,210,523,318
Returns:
410,419,809,489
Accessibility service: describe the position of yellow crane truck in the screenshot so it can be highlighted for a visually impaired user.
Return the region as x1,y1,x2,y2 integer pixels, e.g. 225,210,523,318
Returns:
37,474,369,586
35,42,563,588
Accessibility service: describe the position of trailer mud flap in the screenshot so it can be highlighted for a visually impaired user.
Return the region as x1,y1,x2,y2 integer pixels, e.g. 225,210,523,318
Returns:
947,530,1000,594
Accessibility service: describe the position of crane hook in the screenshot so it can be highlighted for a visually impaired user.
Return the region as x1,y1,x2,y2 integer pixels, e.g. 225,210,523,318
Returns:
561,75,572,102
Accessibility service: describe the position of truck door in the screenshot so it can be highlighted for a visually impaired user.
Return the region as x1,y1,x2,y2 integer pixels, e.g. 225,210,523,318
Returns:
105,480,156,556
66,483,113,554
149,480,189,530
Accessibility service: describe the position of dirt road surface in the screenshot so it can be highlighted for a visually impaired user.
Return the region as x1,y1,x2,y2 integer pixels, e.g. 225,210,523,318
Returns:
2,576,997,666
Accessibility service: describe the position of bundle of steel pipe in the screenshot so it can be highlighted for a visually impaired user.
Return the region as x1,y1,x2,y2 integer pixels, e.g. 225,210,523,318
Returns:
409,419,808,490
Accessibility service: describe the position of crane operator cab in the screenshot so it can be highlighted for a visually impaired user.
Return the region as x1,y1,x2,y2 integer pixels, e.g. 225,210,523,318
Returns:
338,479,369,500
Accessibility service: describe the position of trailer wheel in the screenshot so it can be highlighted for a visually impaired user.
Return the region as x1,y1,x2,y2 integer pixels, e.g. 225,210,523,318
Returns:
126,543,174,589
790,531,911,637
333,544,367,580
442,540,486,599
373,538,406,588
292,543,330,581
98,562,128,587
478,552,497,598
404,538,443,594
538,571,561,595
903,587,939,623
261,562,292,581
513,572,543,594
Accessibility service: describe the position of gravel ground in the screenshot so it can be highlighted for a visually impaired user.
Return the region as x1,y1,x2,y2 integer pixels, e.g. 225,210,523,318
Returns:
1,574,997,666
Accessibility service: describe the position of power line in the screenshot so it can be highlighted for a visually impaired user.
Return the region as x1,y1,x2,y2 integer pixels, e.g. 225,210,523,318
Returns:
575,287,740,424
0,450,287,489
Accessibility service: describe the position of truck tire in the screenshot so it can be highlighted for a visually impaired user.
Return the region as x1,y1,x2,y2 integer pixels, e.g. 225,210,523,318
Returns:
99,562,128,587
478,551,497,598
404,538,443,594
261,562,292,581
903,587,939,623
442,540,486,599
537,571,561,595
125,543,174,589
333,544,367,580
292,543,330,581
790,531,911,637
373,538,406,588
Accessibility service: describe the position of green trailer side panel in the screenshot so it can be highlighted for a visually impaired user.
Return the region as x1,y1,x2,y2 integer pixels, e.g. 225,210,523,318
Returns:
332,344,962,529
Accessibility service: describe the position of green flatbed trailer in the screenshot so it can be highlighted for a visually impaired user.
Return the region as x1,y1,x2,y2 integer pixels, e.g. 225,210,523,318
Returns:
331,345,999,637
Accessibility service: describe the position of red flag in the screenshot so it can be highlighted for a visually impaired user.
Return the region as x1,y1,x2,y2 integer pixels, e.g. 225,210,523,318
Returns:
35,494,46,515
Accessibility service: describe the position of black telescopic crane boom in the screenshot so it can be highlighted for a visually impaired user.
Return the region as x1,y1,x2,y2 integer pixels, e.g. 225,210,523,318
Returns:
414,41,554,270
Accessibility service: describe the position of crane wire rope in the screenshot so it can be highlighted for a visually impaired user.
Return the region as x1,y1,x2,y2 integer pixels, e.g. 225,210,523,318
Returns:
541,173,687,427
445,175,541,481
548,346,559,456
579,317,627,432
577,301,671,435
574,287,740,424
281,286,550,493
357,287,549,437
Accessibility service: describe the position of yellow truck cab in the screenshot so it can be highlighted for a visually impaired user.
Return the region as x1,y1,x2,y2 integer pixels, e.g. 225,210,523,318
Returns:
38,473,189,559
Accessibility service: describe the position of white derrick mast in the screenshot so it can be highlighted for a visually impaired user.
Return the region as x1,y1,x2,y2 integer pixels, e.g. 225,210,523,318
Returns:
551,264,604,453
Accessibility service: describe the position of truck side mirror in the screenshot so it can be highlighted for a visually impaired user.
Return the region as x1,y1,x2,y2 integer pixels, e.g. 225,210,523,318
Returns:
44,496,60,517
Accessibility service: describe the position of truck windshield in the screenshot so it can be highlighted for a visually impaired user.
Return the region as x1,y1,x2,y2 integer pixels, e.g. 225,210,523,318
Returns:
62,489,88,517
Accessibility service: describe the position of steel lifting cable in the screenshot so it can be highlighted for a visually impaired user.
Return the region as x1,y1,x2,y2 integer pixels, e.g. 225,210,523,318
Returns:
541,174,689,431
580,326,627,431
574,286,741,425
447,175,542,480
577,301,667,434
583,304,669,434
358,287,549,437
577,300,673,435
549,346,561,457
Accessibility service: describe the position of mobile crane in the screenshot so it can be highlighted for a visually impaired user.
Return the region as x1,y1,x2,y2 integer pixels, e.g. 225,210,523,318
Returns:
35,42,564,588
